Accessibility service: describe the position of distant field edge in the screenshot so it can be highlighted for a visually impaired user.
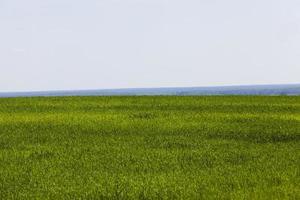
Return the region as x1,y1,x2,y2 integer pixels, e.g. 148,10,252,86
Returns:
0,84,300,98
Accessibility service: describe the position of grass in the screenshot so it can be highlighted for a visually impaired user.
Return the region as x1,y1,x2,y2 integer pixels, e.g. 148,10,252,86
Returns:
0,96,299,199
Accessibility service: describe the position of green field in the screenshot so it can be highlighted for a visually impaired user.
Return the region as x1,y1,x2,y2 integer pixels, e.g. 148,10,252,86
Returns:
0,96,299,199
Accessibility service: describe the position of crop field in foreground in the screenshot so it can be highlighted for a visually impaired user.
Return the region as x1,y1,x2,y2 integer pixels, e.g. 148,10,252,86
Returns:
0,96,299,199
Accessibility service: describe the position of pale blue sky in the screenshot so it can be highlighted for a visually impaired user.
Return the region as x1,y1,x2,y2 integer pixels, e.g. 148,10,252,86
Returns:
1,0,299,92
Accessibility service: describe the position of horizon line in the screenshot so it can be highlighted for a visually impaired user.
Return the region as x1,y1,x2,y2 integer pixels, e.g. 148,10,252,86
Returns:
1,83,300,94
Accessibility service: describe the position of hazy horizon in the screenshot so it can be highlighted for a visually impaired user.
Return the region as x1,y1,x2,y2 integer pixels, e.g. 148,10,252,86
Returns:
1,0,300,92
0,83,299,95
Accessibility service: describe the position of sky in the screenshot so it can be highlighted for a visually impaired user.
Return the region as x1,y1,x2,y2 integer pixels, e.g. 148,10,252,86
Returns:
0,0,300,92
